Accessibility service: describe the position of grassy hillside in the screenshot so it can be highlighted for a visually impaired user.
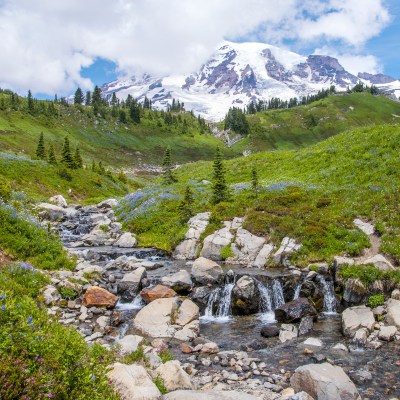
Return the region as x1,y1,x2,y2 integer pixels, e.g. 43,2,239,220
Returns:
117,124,400,266
231,93,400,153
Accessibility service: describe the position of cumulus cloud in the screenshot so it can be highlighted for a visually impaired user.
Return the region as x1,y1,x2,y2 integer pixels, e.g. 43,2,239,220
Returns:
0,0,392,95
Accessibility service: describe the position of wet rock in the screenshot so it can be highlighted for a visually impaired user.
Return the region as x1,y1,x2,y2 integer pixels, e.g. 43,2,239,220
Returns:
310,353,326,363
332,343,348,352
303,338,323,348
154,360,193,391
107,363,161,400
190,286,213,308
342,279,367,305
291,363,361,400
174,212,210,260
275,298,318,323
279,324,298,343
200,342,219,354
299,316,314,336
386,299,400,329
342,305,374,337
118,267,147,301
114,232,137,248
260,325,280,338
161,269,193,293
231,275,259,314
378,325,397,341
353,328,369,346
140,285,176,303
82,286,118,308
191,257,223,285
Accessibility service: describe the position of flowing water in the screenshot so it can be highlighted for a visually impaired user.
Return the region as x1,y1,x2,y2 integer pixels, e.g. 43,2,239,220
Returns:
318,275,337,314
293,281,302,300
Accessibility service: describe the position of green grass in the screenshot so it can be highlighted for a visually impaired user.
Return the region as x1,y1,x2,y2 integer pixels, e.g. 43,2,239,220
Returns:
232,93,400,153
117,123,400,265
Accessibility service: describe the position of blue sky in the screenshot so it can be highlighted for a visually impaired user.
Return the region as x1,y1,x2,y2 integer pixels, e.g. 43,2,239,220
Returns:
0,0,398,97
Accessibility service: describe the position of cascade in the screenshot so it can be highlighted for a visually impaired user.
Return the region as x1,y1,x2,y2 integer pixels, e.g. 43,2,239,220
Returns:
318,275,337,313
293,281,302,300
272,279,285,309
116,294,145,311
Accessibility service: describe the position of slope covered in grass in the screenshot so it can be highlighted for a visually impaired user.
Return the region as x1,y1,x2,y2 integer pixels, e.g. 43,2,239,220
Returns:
232,93,400,153
117,124,400,265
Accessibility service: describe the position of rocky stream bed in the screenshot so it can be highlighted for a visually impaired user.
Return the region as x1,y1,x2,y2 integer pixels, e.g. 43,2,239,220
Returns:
35,196,400,400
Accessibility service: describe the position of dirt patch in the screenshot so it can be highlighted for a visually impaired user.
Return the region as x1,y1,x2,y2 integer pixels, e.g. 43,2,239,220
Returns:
0,248,13,266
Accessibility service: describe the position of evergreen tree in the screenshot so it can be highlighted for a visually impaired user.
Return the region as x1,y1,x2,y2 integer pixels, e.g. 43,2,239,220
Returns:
211,146,229,204
85,91,91,105
119,109,127,123
35,132,46,160
251,166,259,198
74,87,84,104
130,103,141,123
61,137,75,168
110,92,117,107
48,144,57,165
178,186,194,221
92,86,102,105
74,147,83,169
27,90,34,114
162,146,176,184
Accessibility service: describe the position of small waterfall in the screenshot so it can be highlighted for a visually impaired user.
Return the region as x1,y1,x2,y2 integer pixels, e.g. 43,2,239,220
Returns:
255,279,273,312
202,273,235,321
116,294,145,311
272,280,285,309
293,281,302,300
318,275,337,314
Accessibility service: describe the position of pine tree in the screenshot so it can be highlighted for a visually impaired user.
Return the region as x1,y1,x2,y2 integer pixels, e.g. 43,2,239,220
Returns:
85,91,91,105
110,92,117,107
27,90,34,114
211,146,229,204
35,132,46,160
162,147,176,184
74,147,83,169
74,87,84,104
178,186,194,221
92,86,102,105
130,103,141,123
251,166,259,198
61,137,75,168
48,144,57,165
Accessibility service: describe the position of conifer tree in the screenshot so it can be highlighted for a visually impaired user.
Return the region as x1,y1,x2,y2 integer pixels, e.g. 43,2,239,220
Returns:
91,86,102,105
211,146,229,204
178,186,194,221
74,147,83,169
27,90,34,114
251,166,259,198
91,160,97,172
48,144,57,165
74,87,84,104
85,91,91,106
162,147,176,184
35,132,46,160
130,103,141,123
61,137,75,168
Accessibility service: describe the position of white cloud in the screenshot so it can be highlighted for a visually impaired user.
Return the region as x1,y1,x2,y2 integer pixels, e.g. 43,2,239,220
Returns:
0,0,392,95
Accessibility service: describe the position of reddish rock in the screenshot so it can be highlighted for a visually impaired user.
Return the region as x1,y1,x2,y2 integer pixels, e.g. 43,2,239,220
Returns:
180,343,193,354
82,286,118,308
140,284,176,303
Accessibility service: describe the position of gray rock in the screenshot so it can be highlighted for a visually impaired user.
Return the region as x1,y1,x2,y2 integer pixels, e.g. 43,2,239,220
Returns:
260,325,280,338
117,334,144,354
353,219,375,235
291,363,361,400
253,243,275,268
118,267,147,301
114,232,137,248
161,269,193,292
303,338,323,348
299,316,314,336
341,306,375,337
391,289,400,300
275,298,317,323
279,324,298,343
49,194,67,208
378,325,397,341
231,275,258,314
163,390,257,399
191,257,223,285
200,223,235,260
228,228,265,265
386,298,400,329
154,360,193,391
273,237,301,265
360,254,395,271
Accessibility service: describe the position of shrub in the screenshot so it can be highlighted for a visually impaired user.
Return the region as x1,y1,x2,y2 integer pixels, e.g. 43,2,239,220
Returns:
158,348,174,363
220,244,234,260
59,286,79,300
153,375,168,394
309,265,320,272
0,181,12,201
338,264,382,286
122,345,145,364
368,293,385,308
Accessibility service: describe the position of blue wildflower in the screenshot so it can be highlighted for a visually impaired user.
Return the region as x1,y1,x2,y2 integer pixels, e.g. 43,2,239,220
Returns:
27,316,33,324
1,306,6,311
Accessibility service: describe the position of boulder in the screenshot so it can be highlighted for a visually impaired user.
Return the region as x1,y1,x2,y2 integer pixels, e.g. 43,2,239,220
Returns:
360,254,395,271
273,237,301,265
200,341,219,354
386,298,400,329
353,218,375,235
279,324,298,343
191,257,223,285
134,297,180,338
253,243,275,268
82,228,113,246
333,256,355,270
163,390,257,400
260,325,280,338
154,360,193,391
343,279,367,305
353,328,368,346
82,286,118,308
341,306,375,337
291,363,361,400
303,338,323,348
117,335,144,354
114,232,137,248
299,316,314,336
140,285,177,303
107,363,161,400
98,198,118,209
42,285,61,305
275,298,318,323
175,299,199,326
378,325,397,341
118,267,147,301
161,270,193,294
200,223,235,260
228,228,265,265
36,203,73,221
174,212,210,260
190,286,213,308
105,255,139,271
391,289,400,300
231,275,258,314
49,194,67,208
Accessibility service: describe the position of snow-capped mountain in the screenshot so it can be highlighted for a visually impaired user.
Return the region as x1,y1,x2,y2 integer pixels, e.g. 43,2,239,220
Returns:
102,41,400,121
